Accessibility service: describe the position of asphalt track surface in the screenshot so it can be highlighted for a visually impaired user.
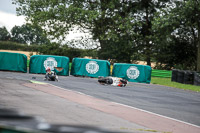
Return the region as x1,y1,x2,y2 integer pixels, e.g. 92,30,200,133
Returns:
1,71,200,127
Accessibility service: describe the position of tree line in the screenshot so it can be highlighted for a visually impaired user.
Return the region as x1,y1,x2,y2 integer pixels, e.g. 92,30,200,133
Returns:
1,0,200,71
0,24,50,45
0,25,97,61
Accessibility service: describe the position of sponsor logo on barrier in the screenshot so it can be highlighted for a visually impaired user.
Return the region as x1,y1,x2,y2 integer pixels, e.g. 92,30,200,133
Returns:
44,57,57,70
126,66,140,79
86,61,99,74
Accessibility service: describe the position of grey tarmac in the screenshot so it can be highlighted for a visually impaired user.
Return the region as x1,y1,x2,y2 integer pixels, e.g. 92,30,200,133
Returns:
0,76,159,133
0,71,200,133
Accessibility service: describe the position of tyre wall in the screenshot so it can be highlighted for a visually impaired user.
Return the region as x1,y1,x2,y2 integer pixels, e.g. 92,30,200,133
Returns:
171,69,200,86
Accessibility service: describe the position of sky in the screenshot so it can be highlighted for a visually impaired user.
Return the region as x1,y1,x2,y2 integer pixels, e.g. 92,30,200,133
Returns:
0,0,87,41
0,0,80,39
0,0,26,31
0,0,96,48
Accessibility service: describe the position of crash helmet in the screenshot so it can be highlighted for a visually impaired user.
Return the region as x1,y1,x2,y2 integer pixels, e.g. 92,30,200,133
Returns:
46,67,51,72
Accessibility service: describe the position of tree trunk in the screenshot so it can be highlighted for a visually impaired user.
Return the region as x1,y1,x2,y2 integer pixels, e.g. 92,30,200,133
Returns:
145,3,151,67
146,45,151,66
146,55,151,66
197,25,200,72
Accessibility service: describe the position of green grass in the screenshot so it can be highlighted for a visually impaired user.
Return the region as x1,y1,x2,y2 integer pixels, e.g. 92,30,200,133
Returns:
27,60,30,67
151,77,200,92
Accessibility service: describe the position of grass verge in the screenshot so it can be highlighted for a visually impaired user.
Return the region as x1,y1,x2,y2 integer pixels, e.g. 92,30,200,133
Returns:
151,77,200,92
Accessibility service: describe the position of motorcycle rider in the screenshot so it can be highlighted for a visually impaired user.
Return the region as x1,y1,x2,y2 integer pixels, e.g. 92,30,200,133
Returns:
98,76,128,87
44,67,58,81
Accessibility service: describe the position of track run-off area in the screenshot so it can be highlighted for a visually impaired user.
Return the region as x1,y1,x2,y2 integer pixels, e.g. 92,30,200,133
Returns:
0,71,200,133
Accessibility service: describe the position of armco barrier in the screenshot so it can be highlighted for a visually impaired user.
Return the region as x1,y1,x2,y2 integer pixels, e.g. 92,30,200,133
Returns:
0,52,27,72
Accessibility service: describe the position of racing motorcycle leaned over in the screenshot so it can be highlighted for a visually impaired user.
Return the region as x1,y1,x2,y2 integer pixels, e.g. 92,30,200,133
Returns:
44,67,58,81
98,76,128,87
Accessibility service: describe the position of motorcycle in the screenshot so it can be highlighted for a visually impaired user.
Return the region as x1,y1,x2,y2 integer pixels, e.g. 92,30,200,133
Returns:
98,76,128,87
44,71,58,81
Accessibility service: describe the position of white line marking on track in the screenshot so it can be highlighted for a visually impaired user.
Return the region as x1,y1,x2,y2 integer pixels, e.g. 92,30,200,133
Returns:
110,101,200,128
44,82,200,129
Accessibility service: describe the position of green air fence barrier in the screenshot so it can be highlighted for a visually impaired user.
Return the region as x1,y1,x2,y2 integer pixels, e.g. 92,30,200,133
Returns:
151,69,172,78
70,58,110,78
112,63,152,84
0,52,27,73
29,55,69,76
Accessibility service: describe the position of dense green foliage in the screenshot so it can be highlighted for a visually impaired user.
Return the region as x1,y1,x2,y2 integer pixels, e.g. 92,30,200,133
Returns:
0,23,50,45
11,23,50,45
3,0,199,71
0,26,11,41
38,43,83,61
152,0,200,71
13,0,170,64
0,41,96,61
0,25,97,60
0,41,39,51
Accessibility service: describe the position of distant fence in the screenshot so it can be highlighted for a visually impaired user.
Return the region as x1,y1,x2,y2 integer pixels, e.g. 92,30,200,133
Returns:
151,69,172,78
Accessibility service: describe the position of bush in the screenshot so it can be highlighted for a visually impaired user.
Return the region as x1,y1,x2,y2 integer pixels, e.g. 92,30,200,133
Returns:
0,41,40,51
0,41,98,62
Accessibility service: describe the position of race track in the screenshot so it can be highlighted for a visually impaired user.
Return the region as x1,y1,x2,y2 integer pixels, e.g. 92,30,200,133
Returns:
1,71,200,127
